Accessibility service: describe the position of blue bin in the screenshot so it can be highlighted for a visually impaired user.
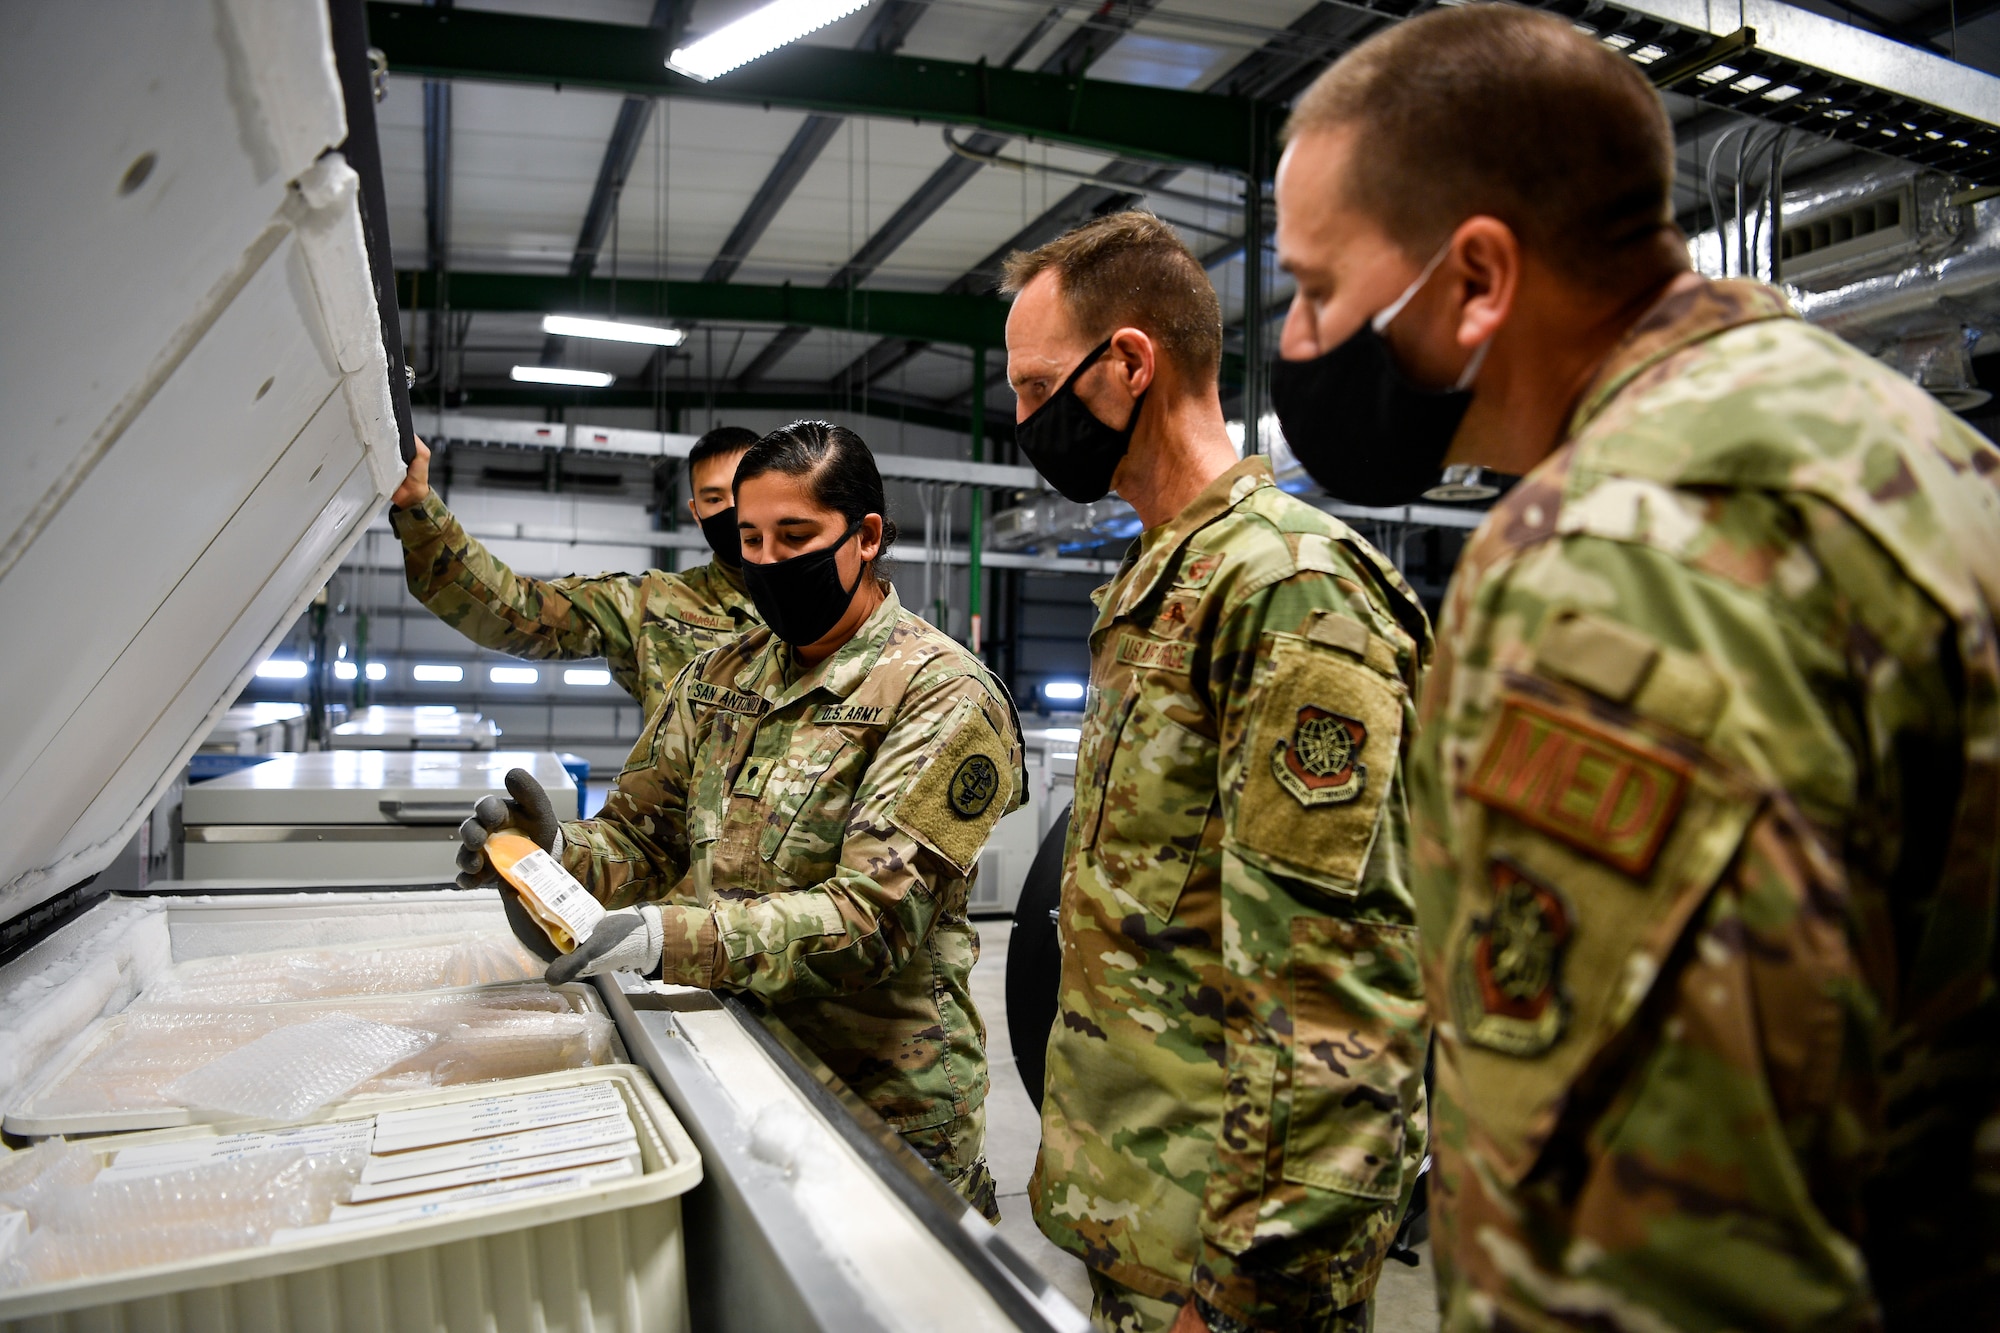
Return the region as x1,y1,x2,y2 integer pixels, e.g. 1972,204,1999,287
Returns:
558,753,590,818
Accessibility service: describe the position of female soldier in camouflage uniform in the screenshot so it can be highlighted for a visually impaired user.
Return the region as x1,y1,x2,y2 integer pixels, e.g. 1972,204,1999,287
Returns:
461,421,1025,1217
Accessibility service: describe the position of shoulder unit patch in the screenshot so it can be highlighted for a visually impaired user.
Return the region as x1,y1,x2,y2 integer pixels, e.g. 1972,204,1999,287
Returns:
1464,694,1691,878
1272,706,1368,806
948,753,1001,818
1453,859,1573,1057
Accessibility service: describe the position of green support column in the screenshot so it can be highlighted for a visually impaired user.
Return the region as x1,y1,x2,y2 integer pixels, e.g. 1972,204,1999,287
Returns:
969,346,986,658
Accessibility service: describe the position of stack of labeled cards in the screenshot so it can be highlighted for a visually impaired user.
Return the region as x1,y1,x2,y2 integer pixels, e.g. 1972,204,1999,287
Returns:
305,1082,641,1235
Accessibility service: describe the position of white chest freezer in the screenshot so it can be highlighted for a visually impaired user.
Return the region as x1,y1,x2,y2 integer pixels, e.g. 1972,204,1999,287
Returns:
200,703,310,756
180,750,576,880
332,705,502,750
0,0,1084,1327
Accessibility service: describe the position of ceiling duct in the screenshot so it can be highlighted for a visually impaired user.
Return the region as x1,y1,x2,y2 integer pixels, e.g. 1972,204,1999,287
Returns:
1777,164,1967,291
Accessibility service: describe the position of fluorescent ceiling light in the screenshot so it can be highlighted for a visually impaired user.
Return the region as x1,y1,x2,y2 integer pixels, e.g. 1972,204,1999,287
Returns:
412,664,464,683
490,666,540,685
1044,727,1082,742
542,314,684,347
511,366,615,388
668,0,871,82
332,661,389,682
255,659,308,679
1042,681,1086,702
564,668,614,687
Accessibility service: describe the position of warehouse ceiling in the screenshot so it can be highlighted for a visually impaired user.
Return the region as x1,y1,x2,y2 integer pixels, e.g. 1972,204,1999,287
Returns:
373,0,2000,442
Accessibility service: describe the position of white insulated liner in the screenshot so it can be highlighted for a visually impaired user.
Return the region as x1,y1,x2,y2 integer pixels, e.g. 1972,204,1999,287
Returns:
0,1065,700,1331
0,0,403,922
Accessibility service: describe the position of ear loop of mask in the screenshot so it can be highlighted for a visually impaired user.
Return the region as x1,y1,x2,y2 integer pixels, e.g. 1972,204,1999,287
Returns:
1370,239,1493,392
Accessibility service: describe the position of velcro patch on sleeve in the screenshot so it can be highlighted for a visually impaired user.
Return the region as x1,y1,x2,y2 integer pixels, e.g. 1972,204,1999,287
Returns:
1232,637,1405,893
892,703,1015,876
687,680,768,715
1465,695,1691,878
1451,859,1573,1057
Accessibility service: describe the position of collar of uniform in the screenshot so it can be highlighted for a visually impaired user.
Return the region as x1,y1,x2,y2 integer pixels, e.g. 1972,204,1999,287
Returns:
740,586,905,710
1103,455,1273,626
1567,275,1793,436
710,555,750,597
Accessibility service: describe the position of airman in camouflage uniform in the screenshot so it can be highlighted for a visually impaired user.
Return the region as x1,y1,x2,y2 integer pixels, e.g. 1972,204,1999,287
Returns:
555,587,1026,1216
1031,455,1433,1331
388,438,760,717
1412,277,2000,1330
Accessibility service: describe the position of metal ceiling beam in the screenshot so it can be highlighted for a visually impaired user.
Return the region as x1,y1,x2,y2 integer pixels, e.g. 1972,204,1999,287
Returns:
1525,0,2000,184
398,270,1008,346
826,2,1403,402
410,382,1015,441
702,2,928,285
363,3,1278,175
731,2,1162,386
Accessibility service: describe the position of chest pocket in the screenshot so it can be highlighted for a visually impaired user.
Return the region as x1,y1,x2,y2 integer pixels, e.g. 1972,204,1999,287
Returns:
756,732,856,876
1087,635,1217,923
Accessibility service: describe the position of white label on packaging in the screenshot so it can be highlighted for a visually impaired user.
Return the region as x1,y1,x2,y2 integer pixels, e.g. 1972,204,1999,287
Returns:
361,1111,635,1184
370,1082,624,1153
511,848,605,944
280,1158,640,1239
102,1118,375,1178
347,1146,641,1203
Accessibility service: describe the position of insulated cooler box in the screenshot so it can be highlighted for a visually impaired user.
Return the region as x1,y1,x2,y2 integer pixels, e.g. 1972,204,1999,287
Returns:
180,750,577,880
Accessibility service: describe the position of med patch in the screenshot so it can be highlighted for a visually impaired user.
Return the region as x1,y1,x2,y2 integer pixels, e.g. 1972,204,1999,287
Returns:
1452,859,1572,1057
1465,694,1690,878
1273,706,1368,806
893,702,1015,874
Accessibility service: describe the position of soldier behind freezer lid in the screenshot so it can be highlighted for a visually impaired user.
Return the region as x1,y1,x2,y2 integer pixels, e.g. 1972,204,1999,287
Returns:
495,420,1022,1221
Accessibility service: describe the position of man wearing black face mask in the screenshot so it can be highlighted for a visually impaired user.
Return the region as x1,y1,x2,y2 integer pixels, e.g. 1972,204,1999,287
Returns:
389,424,762,720
1278,8,2000,1331
1007,211,1433,1333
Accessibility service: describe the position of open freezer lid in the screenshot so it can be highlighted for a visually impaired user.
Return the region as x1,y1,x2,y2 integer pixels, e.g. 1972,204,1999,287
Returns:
0,1,412,927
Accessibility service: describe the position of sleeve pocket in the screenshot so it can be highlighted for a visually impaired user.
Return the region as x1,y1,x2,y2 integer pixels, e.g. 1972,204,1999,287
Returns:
1200,1041,1278,1256
1282,916,1426,1201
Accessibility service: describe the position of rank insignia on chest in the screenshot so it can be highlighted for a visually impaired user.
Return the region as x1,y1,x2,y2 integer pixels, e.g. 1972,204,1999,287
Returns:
949,753,1000,818
1271,705,1368,806
1453,859,1571,1056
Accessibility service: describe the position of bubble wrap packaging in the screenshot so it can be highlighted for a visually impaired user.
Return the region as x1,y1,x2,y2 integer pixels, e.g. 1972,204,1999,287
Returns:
161,1017,437,1122
0,1147,365,1285
137,935,543,1007
23,988,613,1120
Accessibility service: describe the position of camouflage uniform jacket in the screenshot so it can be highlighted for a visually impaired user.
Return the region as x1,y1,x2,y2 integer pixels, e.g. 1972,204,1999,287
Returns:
1030,457,1434,1329
560,588,1026,1132
1410,276,2000,1331
389,489,761,716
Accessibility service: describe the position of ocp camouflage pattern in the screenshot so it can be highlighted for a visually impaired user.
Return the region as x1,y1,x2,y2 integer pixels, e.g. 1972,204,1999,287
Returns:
1410,276,2000,1330
390,489,760,715
558,589,1025,1183
1031,456,1433,1330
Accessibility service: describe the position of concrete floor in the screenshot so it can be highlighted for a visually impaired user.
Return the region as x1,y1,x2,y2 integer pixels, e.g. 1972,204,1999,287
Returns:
968,918,1441,1332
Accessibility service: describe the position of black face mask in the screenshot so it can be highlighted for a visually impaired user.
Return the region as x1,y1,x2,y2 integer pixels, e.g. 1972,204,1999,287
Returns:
742,520,864,647
698,505,742,569
1015,337,1145,504
1270,244,1490,508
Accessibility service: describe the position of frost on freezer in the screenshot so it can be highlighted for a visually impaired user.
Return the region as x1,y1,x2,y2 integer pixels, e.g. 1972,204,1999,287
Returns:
17,987,614,1122
138,933,544,1006
0,902,171,1111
